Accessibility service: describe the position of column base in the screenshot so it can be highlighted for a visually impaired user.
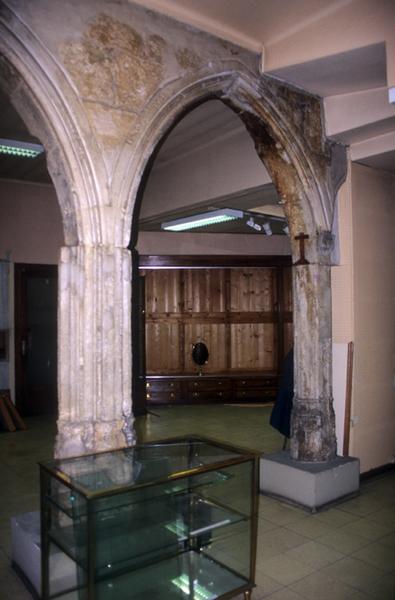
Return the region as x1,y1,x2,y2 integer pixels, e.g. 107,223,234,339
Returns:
260,451,360,511
55,418,136,458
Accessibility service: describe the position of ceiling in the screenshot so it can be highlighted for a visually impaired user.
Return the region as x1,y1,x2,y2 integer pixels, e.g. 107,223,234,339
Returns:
0,0,393,236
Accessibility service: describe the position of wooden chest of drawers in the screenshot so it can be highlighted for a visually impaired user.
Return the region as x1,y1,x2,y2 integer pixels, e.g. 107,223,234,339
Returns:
145,375,277,405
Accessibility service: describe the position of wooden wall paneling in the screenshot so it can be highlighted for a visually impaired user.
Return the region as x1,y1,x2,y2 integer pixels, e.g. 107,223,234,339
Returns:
230,323,275,371
225,270,232,371
184,323,227,373
144,269,181,314
229,268,274,312
145,322,181,373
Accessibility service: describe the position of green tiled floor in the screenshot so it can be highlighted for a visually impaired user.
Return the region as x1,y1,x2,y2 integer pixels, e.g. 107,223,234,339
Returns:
0,406,394,599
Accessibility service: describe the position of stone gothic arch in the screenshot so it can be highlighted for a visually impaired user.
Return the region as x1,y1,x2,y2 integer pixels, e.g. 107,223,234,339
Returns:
121,70,347,462
1,1,346,461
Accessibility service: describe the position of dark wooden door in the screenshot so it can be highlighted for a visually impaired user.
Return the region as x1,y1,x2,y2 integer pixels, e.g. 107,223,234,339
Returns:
14,264,57,416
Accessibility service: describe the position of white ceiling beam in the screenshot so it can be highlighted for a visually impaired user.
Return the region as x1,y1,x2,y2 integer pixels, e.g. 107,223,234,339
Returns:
264,0,395,72
324,87,395,136
350,130,395,160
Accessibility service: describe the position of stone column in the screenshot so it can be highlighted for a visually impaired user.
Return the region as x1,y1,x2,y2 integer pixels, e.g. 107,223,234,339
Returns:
55,245,135,458
290,263,337,462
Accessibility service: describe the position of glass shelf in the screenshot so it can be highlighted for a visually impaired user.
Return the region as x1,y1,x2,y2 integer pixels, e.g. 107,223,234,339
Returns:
49,492,246,577
48,469,232,518
40,437,259,600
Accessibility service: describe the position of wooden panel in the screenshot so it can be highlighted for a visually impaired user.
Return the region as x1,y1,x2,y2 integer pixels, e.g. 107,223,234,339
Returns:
144,270,181,314
284,322,294,355
184,324,227,373
145,322,181,373
183,269,226,313
282,266,293,312
230,323,275,370
230,268,275,312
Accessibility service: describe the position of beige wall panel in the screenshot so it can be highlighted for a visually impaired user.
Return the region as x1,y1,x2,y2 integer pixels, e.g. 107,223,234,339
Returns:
0,180,63,264
350,163,395,472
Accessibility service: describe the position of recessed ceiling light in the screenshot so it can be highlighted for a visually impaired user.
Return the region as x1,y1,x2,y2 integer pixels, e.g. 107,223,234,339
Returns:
0,138,44,158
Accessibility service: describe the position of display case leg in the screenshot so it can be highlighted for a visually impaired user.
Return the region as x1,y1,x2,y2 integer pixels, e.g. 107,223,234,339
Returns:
244,591,252,599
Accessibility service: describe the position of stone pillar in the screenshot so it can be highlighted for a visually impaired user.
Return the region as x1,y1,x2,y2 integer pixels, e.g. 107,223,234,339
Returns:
290,263,337,462
55,245,135,458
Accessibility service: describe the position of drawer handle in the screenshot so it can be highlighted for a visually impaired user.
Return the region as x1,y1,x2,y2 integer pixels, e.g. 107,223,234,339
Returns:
170,393,174,398
193,382,198,387
146,393,151,399
146,383,150,388
218,392,222,397
193,392,198,397
170,383,174,387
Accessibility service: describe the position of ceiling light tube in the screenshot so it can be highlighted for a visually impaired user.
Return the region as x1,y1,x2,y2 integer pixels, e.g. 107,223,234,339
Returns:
161,209,243,231
0,138,44,158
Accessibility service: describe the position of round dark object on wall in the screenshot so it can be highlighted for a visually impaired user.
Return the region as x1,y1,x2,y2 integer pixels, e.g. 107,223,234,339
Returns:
192,342,209,366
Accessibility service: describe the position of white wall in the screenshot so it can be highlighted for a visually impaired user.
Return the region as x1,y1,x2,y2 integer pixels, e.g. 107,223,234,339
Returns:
350,163,395,472
333,162,395,471
140,119,272,219
0,179,63,264
137,231,291,255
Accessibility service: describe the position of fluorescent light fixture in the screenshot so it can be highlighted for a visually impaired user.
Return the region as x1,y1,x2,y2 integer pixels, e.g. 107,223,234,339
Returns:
0,138,44,158
161,209,243,231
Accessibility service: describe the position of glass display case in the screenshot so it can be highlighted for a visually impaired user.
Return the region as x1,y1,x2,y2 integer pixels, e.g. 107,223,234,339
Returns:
40,436,259,600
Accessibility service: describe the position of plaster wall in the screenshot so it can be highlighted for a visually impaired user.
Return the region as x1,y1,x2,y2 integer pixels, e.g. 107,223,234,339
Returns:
350,163,395,472
0,180,63,264
137,231,291,255
332,169,354,344
140,121,272,219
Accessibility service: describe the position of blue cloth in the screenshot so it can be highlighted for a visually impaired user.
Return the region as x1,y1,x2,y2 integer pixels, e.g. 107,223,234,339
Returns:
270,349,294,438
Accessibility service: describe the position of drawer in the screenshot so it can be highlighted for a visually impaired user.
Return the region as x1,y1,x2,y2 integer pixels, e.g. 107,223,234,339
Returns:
146,380,181,393
187,379,231,392
146,390,181,404
190,390,231,403
236,378,276,389
236,388,276,401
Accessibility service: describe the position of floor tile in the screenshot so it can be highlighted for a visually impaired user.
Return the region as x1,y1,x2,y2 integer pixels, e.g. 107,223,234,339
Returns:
352,541,395,573
321,555,385,592
367,508,395,529
340,517,393,541
290,571,361,600
264,589,304,599
313,507,360,528
317,528,371,555
362,572,395,600
258,554,315,585
284,540,344,569
286,517,334,540
254,569,284,598
380,532,395,549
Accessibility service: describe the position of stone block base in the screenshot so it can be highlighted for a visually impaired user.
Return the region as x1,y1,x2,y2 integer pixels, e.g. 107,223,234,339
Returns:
11,511,77,597
260,452,360,511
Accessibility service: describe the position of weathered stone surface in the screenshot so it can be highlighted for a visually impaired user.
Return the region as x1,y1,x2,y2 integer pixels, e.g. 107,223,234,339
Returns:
55,245,134,458
291,264,337,461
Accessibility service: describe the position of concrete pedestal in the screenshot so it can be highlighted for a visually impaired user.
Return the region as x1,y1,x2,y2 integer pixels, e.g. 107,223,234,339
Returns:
11,511,77,598
260,452,360,511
